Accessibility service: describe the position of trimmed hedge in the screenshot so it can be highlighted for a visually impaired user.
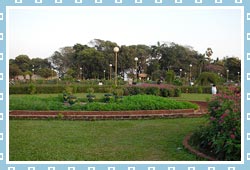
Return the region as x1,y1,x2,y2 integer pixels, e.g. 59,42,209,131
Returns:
10,84,114,94
123,84,181,97
10,84,224,95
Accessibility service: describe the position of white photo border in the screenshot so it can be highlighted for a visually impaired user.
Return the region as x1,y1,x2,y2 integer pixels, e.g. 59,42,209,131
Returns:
0,0,249,170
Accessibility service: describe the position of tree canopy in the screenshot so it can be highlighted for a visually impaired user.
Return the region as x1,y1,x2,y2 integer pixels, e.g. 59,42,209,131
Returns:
9,39,241,84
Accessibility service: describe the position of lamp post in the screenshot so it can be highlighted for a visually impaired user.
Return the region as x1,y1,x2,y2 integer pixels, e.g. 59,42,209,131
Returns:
103,70,106,80
32,68,34,80
134,57,138,82
189,64,192,84
179,68,182,78
237,71,240,82
109,64,112,80
80,67,82,80
227,69,229,82
32,64,35,81
113,47,119,86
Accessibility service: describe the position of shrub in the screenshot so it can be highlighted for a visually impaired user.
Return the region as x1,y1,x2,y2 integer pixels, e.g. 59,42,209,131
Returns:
173,79,183,86
124,86,143,95
28,84,36,94
165,70,175,84
160,88,169,97
189,86,241,161
144,87,160,96
174,88,181,97
196,72,220,86
68,95,77,105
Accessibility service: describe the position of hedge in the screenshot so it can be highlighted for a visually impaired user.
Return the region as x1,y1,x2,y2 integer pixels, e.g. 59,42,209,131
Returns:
10,84,225,95
9,84,114,94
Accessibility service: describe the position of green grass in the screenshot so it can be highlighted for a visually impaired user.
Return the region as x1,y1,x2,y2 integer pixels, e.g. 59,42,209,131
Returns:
10,117,207,161
170,93,212,102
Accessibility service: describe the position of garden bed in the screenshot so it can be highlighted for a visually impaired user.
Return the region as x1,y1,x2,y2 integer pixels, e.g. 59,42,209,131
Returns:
10,100,208,120
183,133,217,161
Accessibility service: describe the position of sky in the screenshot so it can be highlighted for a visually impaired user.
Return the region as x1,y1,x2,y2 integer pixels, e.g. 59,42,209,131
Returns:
8,6,243,60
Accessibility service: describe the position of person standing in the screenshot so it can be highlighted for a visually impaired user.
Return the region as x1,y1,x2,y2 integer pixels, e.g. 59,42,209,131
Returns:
212,84,217,95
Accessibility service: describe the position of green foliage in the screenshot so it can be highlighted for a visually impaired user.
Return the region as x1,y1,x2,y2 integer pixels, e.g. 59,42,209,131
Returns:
196,72,219,86
28,84,36,94
165,70,175,84
10,41,241,84
124,86,143,95
86,94,96,102
173,79,183,86
112,88,124,96
10,94,198,111
189,86,241,161
144,87,160,96
64,86,73,95
87,87,95,94
68,95,77,105
104,93,113,103
37,68,52,79
74,95,197,111
174,88,181,97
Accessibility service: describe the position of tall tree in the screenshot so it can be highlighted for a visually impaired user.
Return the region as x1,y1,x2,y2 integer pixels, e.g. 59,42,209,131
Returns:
14,55,31,72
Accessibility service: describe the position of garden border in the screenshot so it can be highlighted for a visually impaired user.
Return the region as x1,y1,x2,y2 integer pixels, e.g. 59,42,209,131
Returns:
9,101,208,120
9,108,206,120
183,133,218,161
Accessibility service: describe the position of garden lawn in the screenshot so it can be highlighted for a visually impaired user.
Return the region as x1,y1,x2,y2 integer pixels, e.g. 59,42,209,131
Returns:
10,117,206,161
169,93,212,101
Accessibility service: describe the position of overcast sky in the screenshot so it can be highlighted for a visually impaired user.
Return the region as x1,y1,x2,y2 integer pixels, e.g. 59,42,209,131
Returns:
8,6,242,60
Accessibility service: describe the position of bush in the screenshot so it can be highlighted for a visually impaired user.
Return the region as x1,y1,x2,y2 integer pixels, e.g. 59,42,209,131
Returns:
196,72,220,86
189,86,241,161
144,87,160,96
28,84,36,94
10,83,182,97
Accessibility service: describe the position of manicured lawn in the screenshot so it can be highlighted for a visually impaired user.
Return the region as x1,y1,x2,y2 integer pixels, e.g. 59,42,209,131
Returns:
170,93,212,101
10,117,207,161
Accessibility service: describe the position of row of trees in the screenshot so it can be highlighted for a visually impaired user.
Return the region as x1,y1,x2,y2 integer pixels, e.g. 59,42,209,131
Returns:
9,39,241,85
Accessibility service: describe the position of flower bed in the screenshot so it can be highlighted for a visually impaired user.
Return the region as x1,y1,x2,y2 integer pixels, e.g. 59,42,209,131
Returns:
188,86,241,161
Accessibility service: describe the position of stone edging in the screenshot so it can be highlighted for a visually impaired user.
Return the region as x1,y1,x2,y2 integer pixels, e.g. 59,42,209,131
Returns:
9,109,205,120
182,133,218,161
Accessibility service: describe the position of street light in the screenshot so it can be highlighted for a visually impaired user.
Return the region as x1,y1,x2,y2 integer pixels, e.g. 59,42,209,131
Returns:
134,57,138,82
103,70,106,80
227,69,229,82
109,64,112,80
80,67,82,80
113,47,119,86
237,71,240,82
179,68,182,78
32,65,35,80
32,68,34,80
189,64,192,83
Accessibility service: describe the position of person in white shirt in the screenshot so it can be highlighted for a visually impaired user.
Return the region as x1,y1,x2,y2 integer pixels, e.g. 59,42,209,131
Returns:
211,84,217,95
